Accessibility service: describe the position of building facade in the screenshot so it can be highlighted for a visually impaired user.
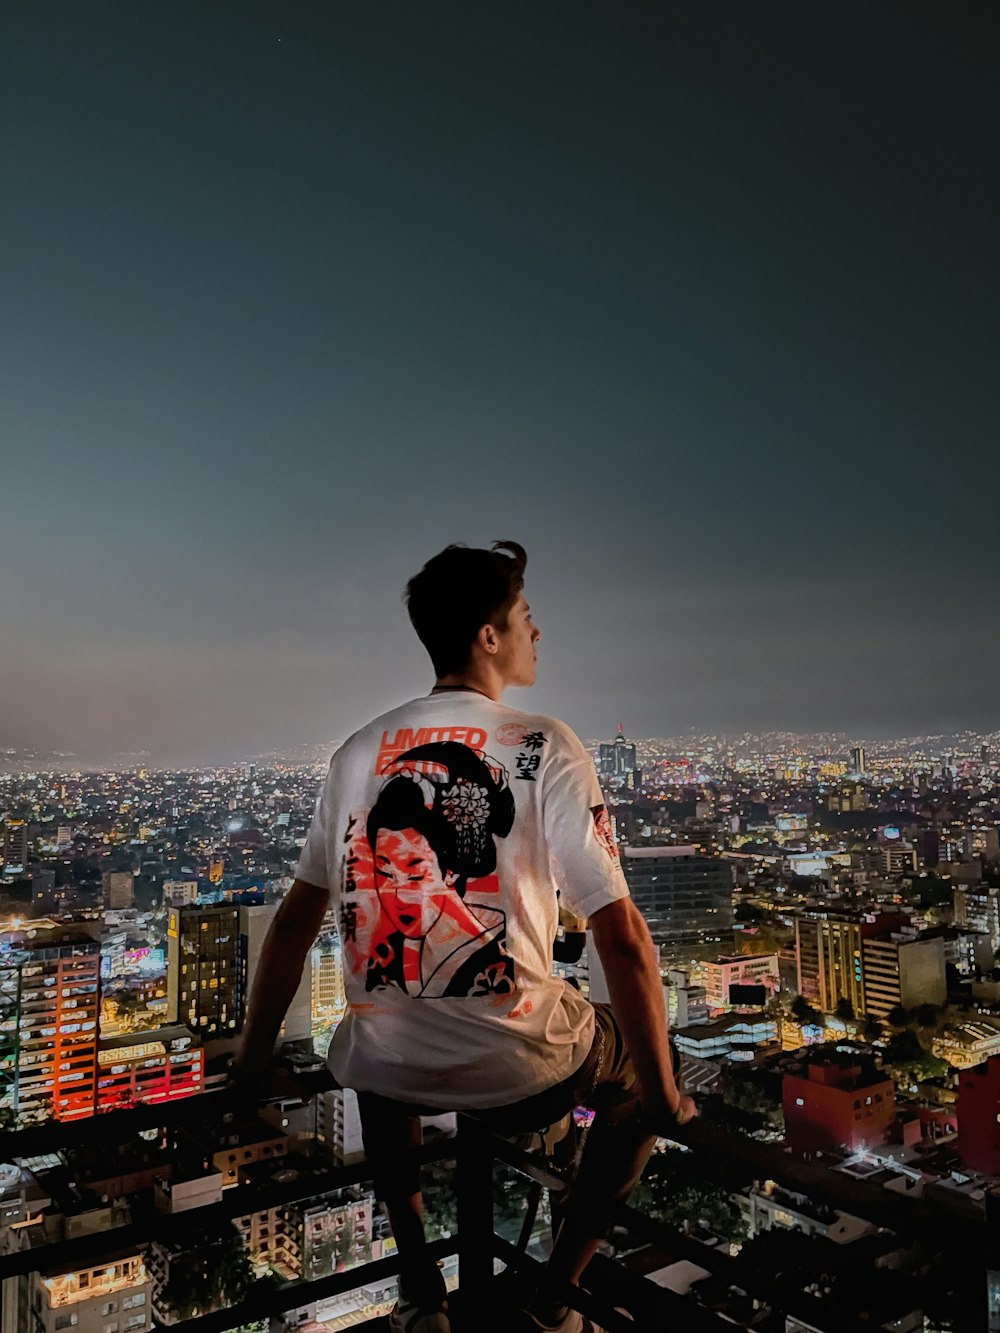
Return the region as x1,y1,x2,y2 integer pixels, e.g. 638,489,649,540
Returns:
166,905,244,1038
783,1059,895,1154
957,1056,1000,1175
16,928,101,1123
623,846,734,956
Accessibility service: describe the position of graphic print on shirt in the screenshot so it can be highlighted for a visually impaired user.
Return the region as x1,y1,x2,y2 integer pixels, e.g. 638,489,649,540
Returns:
339,740,517,1000
590,805,619,860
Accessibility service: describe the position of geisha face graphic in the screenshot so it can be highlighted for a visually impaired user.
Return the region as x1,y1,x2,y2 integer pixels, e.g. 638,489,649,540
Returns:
372,826,457,938
341,739,518,1000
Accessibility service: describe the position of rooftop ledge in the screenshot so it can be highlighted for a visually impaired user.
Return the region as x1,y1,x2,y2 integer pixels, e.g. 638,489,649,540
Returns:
2,1078,995,1332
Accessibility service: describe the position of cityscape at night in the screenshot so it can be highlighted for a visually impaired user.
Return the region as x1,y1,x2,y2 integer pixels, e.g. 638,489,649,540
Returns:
2,725,1000,1327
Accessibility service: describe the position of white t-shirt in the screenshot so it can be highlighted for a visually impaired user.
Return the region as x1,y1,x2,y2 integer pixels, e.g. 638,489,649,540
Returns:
294,692,629,1109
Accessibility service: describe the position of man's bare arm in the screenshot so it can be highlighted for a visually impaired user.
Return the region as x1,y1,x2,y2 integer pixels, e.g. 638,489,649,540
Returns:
233,878,331,1076
590,897,695,1123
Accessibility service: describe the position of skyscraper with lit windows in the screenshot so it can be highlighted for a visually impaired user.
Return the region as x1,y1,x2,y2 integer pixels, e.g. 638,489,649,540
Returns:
166,904,244,1039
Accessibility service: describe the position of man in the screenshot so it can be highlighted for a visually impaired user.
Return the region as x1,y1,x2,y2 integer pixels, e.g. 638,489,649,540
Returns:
233,541,695,1333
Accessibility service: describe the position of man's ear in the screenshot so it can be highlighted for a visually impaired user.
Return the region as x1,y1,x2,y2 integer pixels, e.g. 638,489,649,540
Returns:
477,622,500,656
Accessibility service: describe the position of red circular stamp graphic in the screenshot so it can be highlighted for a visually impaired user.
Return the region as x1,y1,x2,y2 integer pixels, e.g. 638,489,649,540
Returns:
495,722,530,747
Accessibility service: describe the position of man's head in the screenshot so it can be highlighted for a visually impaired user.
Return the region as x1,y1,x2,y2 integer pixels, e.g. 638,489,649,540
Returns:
405,541,540,688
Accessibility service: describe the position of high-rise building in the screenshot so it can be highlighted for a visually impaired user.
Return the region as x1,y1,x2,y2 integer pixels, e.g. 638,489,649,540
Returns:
103,869,135,909
317,1087,366,1166
795,915,866,1016
0,952,26,1120
622,845,734,955
851,746,867,776
860,934,947,1020
1,819,29,875
166,904,244,1039
311,936,345,1028
241,904,312,1042
953,886,1000,954
957,1056,1000,1175
15,926,100,1123
795,911,912,1016
597,725,637,782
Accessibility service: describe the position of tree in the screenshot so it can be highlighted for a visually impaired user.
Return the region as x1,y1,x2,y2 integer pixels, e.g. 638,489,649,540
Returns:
916,1003,942,1030
644,1155,748,1246
834,997,855,1022
790,995,821,1027
156,1225,253,1323
863,1015,884,1043
886,1004,912,1029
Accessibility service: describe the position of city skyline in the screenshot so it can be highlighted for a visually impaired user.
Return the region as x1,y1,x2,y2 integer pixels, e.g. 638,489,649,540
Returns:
3,4,998,764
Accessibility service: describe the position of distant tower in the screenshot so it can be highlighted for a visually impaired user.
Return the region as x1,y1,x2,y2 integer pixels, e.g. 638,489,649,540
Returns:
598,724,637,782
851,746,867,776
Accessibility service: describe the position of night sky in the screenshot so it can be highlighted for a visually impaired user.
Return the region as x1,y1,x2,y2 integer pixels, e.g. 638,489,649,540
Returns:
2,3,998,765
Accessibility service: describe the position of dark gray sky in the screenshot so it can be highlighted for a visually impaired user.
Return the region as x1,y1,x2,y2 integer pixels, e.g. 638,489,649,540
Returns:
2,3,998,765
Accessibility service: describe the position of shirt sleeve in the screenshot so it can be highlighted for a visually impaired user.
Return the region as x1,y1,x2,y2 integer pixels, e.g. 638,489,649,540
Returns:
542,722,630,920
293,751,340,892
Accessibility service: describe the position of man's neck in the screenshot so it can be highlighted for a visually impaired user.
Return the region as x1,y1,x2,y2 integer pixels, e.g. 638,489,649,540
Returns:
432,665,504,703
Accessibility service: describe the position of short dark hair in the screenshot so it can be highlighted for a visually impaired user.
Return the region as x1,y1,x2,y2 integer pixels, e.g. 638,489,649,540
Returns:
405,541,527,677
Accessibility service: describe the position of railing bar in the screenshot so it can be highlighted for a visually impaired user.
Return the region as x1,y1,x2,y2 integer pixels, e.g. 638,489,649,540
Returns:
0,1138,458,1280
492,1235,731,1333
603,1201,876,1333
144,1236,455,1331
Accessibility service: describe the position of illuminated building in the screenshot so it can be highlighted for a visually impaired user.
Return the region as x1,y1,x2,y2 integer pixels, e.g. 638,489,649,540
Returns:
10,1250,152,1333
622,845,734,954
96,1025,203,1111
312,936,345,1028
783,1057,895,1154
163,879,198,907
1,818,29,876
209,1120,289,1188
236,1180,375,1281
0,952,26,1120
703,953,779,1010
317,1087,366,1166
166,904,244,1038
957,1055,1000,1175
953,885,1000,954
932,1022,1000,1071
851,746,867,776
795,915,867,1016
598,725,638,783
795,911,910,1017
860,933,946,1020
16,927,100,1123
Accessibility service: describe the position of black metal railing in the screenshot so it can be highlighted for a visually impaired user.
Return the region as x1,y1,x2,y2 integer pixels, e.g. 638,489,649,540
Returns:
2,1086,995,1331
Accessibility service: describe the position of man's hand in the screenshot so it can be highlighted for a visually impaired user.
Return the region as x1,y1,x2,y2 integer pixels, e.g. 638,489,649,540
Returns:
673,1093,698,1126
228,1057,312,1104
590,899,682,1116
